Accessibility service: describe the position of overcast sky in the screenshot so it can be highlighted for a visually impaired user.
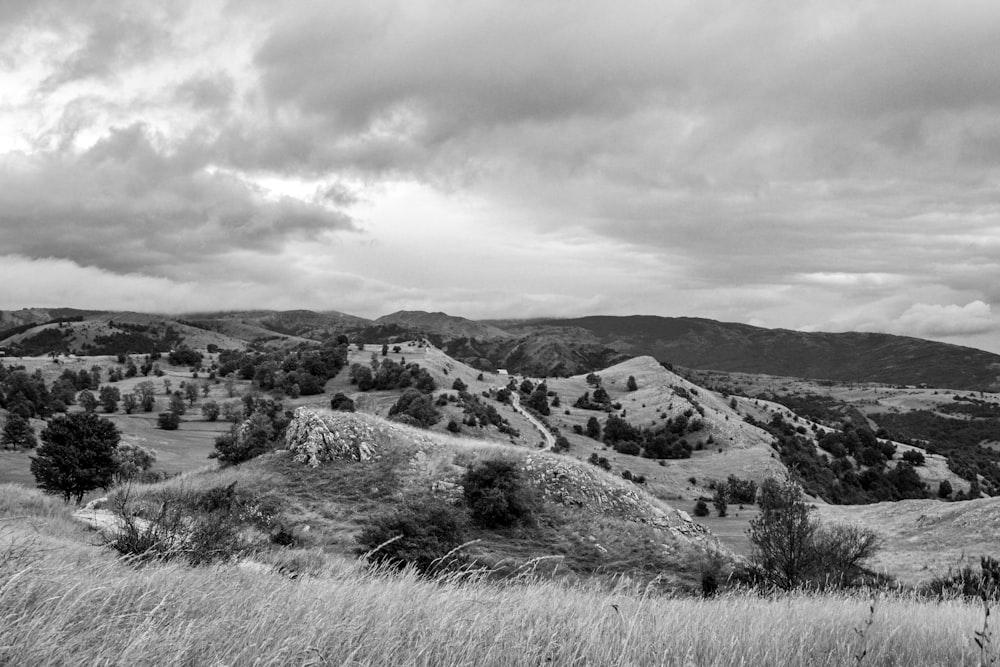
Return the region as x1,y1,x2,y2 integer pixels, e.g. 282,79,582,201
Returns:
1,1,999,353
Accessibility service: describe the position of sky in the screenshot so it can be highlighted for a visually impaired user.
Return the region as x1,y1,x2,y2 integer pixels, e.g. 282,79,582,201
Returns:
1,1,999,354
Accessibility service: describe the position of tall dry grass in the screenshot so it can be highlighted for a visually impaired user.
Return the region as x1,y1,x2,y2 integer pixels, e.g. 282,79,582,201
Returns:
1,546,991,666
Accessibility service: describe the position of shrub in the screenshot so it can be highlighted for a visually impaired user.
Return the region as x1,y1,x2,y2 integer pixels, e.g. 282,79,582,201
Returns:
211,413,274,466
157,412,180,430
200,400,220,422
330,392,356,412
355,497,468,574
693,500,710,517
462,459,536,529
587,453,611,471
902,449,926,466
726,475,758,504
452,378,467,392
927,556,1000,600
938,479,953,499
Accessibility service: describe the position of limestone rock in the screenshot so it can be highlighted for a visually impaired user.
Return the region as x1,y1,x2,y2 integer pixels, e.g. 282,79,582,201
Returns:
285,408,379,467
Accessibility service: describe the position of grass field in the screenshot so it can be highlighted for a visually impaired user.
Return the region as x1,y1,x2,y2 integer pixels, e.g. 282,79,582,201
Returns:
0,485,995,667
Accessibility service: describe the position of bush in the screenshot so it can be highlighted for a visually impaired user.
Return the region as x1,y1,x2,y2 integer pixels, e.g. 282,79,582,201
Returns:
388,389,440,428
926,556,1000,600
693,500,710,517
902,449,926,466
938,479,953,499
201,400,220,422
726,475,758,504
355,497,468,574
462,459,536,529
106,484,251,566
330,392,356,412
157,412,180,430
587,453,611,471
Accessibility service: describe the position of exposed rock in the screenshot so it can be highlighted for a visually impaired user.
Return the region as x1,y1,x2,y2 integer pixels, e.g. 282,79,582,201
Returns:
285,408,380,467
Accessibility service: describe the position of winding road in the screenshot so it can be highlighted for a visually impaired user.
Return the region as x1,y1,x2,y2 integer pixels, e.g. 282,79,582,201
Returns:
510,393,556,449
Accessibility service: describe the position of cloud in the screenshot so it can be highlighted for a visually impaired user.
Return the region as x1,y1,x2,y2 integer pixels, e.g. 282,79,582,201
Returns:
0,124,357,278
891,301,1000,339
2,0,1000,355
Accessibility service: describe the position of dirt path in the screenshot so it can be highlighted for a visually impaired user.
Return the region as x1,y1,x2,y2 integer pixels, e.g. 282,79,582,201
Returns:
510,393,556,449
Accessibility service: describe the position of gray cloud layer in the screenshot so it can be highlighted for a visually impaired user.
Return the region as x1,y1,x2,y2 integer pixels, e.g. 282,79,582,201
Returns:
1,1,998,351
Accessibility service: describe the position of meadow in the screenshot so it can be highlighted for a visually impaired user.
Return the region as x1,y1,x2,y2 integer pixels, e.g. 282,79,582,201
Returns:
0,485,996,666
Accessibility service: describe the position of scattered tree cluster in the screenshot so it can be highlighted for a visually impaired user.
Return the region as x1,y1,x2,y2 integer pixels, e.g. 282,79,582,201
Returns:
217,341,348,397
749,413,927,504
349,356,436,394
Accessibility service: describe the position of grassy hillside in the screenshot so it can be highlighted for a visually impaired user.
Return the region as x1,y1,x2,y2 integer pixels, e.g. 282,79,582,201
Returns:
1,485,996,666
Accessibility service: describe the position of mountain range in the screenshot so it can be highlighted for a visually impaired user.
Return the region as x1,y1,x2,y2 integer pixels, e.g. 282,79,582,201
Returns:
2,307,999,391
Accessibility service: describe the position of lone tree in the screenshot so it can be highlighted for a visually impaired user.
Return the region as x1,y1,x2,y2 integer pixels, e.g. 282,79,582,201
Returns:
748,477,879,590
747,478,819,590
626,375,638,391
30,412,120,503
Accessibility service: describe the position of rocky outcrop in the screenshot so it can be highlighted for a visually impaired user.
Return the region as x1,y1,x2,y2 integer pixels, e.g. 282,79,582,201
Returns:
285,408,381,467
522,454,712,541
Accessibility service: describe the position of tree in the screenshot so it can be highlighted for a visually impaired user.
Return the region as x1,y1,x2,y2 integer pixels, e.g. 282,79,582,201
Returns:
121,393,138,415
713,486,728,517
525,387,550,415
585,416,601,439
184,382,200,406
388,389,440,428
201,400,220,422
747,478,819,590
938,479,953,499
169,392,187,416
626,375,638,391
98,385,121,413
30,412,120,503
2,414,37,450
78,389,98,414
135,381,156,412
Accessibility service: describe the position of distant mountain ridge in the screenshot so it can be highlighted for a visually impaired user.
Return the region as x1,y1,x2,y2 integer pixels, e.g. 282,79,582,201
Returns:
521,315,1000,391
2,308,998,390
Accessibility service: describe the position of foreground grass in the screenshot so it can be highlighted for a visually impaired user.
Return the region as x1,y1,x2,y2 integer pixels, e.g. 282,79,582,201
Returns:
0,482,992,666
1,548,991,666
